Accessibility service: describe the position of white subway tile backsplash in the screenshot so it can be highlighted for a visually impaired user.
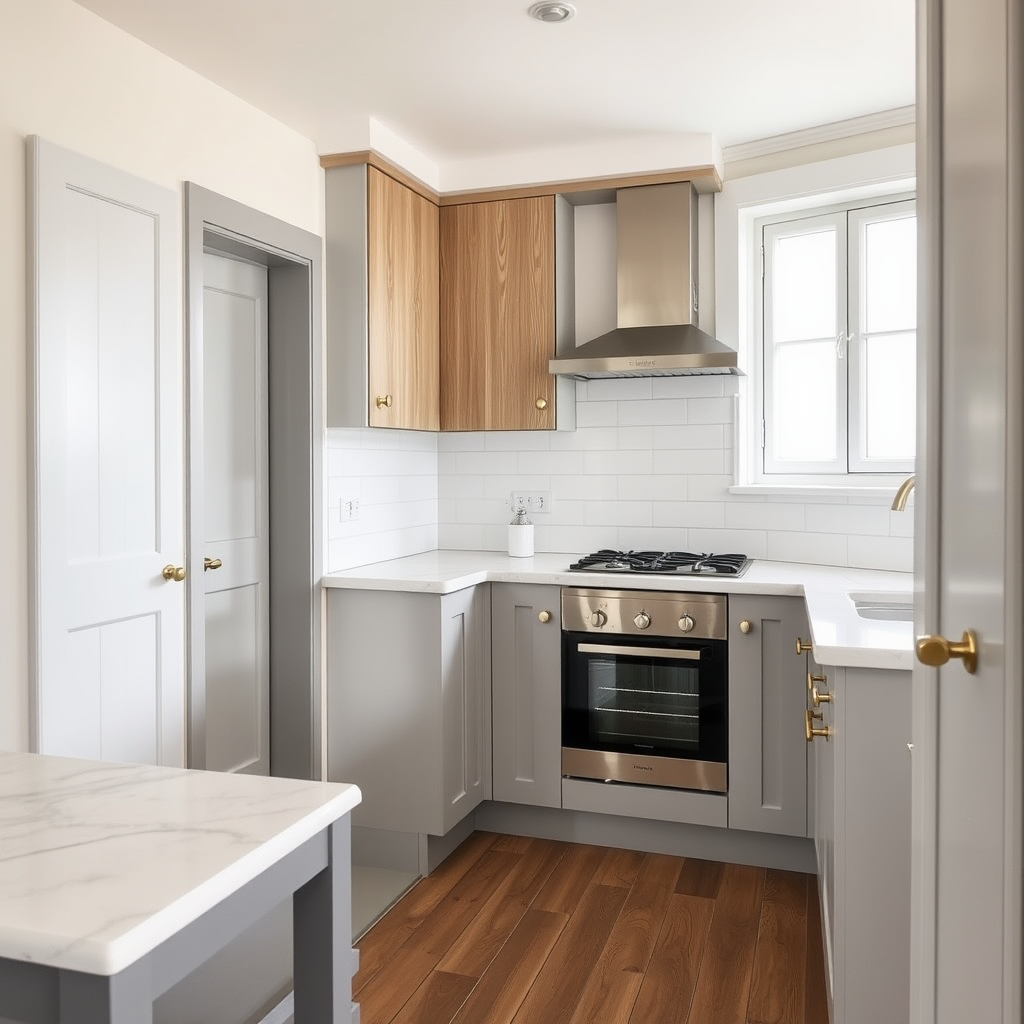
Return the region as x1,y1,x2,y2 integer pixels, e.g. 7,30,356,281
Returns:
325,387,914,574
725,501,806,532
618,399,688,427
575,400,619,427
651,376,726,399
767,531,848,566
586,377,653,402
652,424,725,450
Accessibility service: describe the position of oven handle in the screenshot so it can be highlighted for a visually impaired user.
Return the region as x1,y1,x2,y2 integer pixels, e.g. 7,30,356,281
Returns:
577,643,702,661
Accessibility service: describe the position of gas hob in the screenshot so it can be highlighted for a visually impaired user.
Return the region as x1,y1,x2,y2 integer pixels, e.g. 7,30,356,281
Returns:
568,550,753,578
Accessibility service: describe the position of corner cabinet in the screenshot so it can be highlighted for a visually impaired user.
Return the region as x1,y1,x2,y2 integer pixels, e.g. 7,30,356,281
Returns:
809,665,912,1024
325,163,439,430
490,583,562,808
325,586,491,836
439,196,575,431
727,595,809,837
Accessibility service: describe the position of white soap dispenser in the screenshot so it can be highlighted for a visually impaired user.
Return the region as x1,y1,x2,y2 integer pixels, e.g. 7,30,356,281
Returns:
508,504,534,558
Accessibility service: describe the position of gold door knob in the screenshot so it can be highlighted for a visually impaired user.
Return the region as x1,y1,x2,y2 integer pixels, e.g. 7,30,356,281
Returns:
162,564,186,582
739,619,752,634
375,394,393,409
535,397,548,410
811,684,833,707
805,709,832,742
916,630,978,674
807,671,827,693
204,557,223,571
796,637,812,655
538,610,551,623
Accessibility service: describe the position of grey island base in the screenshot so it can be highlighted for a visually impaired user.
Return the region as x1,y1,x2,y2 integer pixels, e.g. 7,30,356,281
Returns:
0,752,362,1024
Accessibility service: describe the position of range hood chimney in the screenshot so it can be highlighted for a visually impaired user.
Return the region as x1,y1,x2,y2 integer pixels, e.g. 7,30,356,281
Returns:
549,182,740,378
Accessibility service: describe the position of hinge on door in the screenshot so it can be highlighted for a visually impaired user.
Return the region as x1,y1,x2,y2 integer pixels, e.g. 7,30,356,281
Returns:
760,419,766,448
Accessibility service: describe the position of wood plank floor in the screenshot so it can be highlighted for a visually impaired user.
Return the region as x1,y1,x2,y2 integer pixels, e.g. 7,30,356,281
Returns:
354,831,829,1024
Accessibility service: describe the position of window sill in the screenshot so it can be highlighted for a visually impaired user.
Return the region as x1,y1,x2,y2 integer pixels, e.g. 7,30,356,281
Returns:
729,483,906,502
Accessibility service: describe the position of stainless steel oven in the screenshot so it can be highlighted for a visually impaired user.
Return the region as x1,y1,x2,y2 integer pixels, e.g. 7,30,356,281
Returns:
561,587,728,793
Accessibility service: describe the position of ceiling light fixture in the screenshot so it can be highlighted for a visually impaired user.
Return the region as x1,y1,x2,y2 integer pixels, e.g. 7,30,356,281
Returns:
528,2,576,23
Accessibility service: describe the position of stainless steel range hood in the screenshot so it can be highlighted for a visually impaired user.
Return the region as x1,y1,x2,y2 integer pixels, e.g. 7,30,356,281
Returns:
549,182,740,379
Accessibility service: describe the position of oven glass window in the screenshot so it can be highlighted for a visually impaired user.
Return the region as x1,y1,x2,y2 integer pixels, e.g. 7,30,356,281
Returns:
589,656,699,751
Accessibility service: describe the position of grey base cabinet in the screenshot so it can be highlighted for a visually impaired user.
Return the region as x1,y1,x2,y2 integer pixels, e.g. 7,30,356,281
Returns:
727,595,809,837
490,583,562,808
325,586,491,836
811,666,911,1024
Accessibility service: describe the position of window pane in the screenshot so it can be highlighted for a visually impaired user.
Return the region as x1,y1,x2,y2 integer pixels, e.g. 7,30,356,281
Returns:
773,229,837,341
773,340,837,462
862,331,916,461
864,216,916,333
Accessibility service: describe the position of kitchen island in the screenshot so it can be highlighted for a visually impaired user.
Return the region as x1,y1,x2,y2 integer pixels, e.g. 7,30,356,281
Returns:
0,751,361,1024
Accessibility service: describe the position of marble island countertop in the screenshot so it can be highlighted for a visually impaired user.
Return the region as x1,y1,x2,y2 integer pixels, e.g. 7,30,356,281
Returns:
323,550,914,670
0,752,361,975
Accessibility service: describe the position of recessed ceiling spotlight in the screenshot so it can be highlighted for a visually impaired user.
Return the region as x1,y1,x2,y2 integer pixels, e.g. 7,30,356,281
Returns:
528,2,576,23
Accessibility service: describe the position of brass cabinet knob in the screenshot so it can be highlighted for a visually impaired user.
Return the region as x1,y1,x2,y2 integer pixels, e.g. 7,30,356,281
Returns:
538,610,551,623
535,397,548,410
811,685,833,707
204,557,223,571
805,708,832,742
375,394,393,409
916,630,978,674
796,637,812,655
162,564,186,582
739,619,752,634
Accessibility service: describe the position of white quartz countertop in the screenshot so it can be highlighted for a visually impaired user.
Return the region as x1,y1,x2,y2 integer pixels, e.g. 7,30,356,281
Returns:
0,752,361,975
323,550,914,670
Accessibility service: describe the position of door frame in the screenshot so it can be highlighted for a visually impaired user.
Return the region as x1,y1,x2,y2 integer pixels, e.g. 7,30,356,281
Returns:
184,183,323,780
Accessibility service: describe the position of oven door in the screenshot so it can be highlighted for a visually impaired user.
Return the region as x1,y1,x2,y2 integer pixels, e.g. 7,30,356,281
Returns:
561,631,727,792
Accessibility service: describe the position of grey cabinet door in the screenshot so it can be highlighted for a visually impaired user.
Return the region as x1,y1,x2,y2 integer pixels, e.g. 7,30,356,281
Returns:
727,595,808,836
490,584,562,808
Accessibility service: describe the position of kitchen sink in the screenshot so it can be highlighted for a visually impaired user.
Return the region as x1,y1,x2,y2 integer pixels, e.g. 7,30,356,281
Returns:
848,592,914,621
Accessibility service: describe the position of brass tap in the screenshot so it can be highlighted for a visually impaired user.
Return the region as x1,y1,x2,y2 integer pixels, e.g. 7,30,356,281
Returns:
891,475,915,512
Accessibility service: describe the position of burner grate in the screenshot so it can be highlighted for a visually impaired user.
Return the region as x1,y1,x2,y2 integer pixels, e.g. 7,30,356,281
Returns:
568,550,752,577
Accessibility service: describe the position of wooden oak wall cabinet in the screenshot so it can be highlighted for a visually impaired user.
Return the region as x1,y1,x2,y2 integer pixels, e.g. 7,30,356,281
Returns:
325,164,439,430
439,195,575,431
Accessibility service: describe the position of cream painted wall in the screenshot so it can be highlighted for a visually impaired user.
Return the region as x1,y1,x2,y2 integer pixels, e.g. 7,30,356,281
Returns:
0,0,324,752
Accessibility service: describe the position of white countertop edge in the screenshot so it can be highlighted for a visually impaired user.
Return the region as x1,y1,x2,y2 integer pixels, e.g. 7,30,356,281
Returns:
7,783,361,976
322,551,914,669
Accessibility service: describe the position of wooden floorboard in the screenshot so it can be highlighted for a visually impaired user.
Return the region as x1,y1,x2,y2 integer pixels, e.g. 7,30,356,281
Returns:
354,832,831,1024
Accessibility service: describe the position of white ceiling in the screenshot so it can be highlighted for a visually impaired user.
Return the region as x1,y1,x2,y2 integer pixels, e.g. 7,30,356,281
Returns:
73,0,915,171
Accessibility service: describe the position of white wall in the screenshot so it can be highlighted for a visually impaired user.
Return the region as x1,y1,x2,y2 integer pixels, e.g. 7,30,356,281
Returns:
0,0,323,752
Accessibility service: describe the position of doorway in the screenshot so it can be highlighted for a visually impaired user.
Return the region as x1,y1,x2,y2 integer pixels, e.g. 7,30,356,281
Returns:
184,183,324,781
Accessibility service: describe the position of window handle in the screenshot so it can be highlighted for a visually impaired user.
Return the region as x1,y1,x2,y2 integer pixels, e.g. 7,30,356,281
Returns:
836,332,853,359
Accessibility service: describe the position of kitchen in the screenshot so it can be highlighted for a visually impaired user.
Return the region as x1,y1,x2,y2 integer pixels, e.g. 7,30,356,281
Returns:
1,2,1020,1023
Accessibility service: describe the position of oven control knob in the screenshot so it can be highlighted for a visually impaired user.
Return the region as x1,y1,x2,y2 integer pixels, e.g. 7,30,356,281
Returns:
590,609,608,627
678,613,696,633
634,611,651,630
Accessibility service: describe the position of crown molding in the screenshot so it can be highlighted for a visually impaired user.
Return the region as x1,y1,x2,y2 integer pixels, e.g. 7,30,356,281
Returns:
723,106,916,164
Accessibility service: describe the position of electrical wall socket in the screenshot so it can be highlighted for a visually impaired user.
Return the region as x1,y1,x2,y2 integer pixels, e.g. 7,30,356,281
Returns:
340,497,361,521
509,491,552,514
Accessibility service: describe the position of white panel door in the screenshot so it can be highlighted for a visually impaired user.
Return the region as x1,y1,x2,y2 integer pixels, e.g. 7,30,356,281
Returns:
28,137,184,766
913,0,1023,1020
195,253,270,774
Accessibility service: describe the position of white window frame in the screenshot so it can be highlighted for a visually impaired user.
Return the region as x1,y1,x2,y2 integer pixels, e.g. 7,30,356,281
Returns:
713,143,916,497
757,194,916,482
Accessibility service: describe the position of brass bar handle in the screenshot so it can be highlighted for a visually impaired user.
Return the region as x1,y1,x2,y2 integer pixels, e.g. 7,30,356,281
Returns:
162,564,186,582
538,610,551,623
796,637,812,655
807,671,828,694
204,557,223,571
916,630,978,674
375,394,393,409
805,708,832,742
